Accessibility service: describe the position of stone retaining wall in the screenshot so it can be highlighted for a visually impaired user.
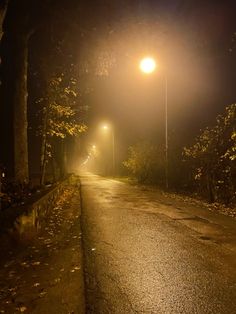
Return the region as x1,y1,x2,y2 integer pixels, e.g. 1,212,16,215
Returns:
0,176,74,243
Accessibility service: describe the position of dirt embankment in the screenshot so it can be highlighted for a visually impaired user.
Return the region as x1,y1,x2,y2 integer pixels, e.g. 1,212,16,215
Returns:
0,182,85,314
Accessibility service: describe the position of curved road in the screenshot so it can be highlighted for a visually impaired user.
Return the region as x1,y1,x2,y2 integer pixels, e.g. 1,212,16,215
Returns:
80,173,236,314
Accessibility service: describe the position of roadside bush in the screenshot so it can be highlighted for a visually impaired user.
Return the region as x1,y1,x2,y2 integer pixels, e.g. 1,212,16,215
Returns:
183,104,236,204
123,141,164,184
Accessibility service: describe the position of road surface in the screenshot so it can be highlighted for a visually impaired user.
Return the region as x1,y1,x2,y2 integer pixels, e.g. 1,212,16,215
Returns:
80,173,236,314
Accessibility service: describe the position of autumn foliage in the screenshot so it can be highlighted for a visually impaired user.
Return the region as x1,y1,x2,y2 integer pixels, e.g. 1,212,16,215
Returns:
37,75,86,185
184,104,236,204
123,141,165,184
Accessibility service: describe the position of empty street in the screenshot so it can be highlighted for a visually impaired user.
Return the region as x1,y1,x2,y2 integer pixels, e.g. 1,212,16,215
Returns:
81,173,236,314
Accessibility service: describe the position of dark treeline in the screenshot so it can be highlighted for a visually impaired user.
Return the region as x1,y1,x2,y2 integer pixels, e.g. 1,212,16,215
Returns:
124,104,236,205
0,0,88,207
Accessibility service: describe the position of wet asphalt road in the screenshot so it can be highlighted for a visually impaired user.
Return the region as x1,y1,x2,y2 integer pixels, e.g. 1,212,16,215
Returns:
80,173,236,314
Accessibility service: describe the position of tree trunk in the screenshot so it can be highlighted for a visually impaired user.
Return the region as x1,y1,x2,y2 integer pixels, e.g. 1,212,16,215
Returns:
207,172,215,203
59,139,67,179
40,135,47,186
0,0,8,40
40,107,48,186
0,0,37,184
51,157,56,183
0,32,29,183
14,35,29,183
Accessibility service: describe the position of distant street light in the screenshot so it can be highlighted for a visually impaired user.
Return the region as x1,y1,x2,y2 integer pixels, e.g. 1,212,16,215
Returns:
140,56,168,189
101,124,115,175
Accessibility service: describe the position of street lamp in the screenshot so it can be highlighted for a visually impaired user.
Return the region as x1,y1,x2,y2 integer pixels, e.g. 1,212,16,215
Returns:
140,57,168,189
139,57,156,74
101,124,115,175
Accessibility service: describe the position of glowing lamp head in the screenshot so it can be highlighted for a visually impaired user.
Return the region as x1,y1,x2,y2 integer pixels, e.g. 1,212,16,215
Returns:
102,125,109,130
140,57,156,74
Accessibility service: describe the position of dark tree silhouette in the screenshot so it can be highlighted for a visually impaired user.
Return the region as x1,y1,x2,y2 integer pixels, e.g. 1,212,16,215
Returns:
0,0,52,183
0,0,35,183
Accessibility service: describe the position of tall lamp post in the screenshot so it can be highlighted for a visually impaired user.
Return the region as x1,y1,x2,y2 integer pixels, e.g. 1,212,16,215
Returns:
140,57,168,189
102,124,115,175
